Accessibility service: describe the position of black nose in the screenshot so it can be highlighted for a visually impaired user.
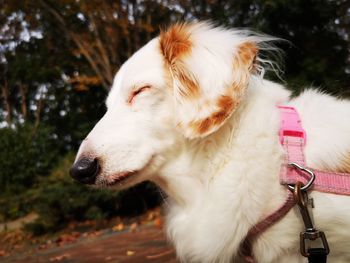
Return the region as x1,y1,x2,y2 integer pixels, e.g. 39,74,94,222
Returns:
70,158,99,184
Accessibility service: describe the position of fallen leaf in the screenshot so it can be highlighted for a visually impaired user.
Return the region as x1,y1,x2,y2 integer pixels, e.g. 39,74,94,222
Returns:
154,217,162,228
38,244,48,250
129,222,138,232
126,250,135,256
147,212,155,221
112,223,124,231
14,244,23,249
56,232,80,245
49,253,70,261
0,250,6,257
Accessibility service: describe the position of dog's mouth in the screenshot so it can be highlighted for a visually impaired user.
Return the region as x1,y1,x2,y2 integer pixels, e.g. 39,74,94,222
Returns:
101,171,138,187
95,156,155,188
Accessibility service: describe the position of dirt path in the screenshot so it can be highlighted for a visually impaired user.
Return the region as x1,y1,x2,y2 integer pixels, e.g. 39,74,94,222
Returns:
2,225,178,263
0,213,38,232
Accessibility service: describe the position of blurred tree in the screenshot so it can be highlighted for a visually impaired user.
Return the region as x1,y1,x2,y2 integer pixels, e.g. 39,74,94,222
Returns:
23,0,179,90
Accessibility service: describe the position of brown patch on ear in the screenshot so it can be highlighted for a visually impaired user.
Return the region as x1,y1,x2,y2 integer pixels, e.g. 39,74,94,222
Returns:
159,23,192,64
189,94,236,136
159,24,200,99
218,94,235,113
235,42,258,72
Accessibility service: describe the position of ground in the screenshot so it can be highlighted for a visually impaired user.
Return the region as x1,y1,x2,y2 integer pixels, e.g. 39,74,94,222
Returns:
0,208,178,263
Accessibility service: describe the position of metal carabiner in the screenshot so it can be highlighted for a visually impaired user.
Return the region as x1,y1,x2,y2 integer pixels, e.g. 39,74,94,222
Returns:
293,182,330,257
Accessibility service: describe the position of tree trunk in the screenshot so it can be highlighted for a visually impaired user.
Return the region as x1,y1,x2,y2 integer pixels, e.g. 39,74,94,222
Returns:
19,83,28,120
34,88,45,129
1,79,12,126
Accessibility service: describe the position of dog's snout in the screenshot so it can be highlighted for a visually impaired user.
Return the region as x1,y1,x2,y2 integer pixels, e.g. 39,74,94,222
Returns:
70,158,99,184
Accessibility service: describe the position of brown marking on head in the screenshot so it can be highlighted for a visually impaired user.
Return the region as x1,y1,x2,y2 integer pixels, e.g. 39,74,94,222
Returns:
159,23,192,65
236,42,258,70
159,23,200,99
172,64,200,98
233,42,258,79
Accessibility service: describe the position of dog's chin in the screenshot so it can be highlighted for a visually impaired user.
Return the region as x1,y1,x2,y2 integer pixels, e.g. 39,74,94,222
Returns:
94,171,139,189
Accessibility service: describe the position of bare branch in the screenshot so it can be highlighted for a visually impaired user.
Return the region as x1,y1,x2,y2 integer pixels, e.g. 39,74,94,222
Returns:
39,0,112,90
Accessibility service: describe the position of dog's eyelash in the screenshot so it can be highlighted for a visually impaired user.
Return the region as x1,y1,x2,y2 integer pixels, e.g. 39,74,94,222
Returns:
127,85,151,104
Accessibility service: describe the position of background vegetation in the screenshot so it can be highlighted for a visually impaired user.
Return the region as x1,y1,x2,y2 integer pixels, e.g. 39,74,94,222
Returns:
0,0,349,234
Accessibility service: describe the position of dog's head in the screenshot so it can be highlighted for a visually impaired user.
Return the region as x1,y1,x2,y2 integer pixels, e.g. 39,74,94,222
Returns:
70,22,260,188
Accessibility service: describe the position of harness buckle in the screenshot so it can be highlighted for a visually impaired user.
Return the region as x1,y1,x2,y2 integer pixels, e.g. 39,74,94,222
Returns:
278,106,307,145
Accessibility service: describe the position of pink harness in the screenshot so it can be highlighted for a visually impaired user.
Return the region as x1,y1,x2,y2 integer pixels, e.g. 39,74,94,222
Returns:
239,105,350,263
279,105,350,195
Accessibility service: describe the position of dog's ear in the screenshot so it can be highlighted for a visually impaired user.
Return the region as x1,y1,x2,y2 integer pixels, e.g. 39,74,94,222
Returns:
159,23,258,139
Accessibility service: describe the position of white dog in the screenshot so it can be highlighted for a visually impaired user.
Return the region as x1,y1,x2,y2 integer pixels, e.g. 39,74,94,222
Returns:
70,22,350,263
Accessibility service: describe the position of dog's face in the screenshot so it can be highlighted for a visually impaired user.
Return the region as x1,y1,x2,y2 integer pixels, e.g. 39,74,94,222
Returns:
70,23,258,188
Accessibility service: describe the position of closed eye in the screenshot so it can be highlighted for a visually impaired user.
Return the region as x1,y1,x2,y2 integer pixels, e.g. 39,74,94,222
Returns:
127,85,151,104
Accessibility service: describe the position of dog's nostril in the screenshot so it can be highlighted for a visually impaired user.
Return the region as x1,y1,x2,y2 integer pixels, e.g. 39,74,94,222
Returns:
70,158,99,184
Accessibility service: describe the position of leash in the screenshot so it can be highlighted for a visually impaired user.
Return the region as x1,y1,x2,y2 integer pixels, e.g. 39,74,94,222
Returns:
239,190,296,263
239,105,350,263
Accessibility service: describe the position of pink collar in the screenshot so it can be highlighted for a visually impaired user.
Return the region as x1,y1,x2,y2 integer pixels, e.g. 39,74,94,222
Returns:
239,105,350,262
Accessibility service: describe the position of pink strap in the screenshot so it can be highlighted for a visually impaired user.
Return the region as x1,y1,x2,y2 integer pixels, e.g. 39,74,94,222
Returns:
278,105,350,195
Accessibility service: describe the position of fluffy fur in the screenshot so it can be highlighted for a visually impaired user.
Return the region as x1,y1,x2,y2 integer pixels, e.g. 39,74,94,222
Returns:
73,22,350,262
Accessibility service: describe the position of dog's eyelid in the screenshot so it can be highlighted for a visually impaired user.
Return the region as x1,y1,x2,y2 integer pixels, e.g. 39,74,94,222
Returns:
127,85,152,104
135,84,151,93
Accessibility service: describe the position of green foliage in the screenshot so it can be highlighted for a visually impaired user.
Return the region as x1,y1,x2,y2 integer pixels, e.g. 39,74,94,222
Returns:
0,190,37,221
0,124,58,195
23,153,118,234
0,124,58,221
25,154,161,235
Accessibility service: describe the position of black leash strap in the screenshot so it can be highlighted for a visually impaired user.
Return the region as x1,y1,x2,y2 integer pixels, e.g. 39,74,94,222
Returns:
308,248,328,263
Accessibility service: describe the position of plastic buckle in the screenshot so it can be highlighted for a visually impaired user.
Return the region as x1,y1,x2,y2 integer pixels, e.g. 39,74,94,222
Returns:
278,106,307,145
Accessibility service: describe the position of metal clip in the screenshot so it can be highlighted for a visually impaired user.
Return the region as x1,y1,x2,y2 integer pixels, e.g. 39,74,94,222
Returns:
293,182,330,257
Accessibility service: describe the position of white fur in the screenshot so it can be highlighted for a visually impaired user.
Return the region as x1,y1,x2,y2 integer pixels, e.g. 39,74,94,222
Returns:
74,23,350,262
